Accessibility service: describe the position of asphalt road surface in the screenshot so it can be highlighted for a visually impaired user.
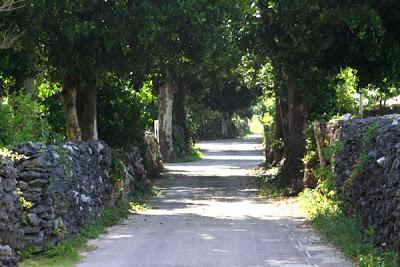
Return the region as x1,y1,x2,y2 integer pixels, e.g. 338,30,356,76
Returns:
78,135,351,267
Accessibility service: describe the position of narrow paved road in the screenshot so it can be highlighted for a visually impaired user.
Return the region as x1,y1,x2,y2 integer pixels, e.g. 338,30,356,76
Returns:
78,135,351,267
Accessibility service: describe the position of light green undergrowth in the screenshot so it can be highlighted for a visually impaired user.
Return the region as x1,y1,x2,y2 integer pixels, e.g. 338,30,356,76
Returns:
300,188,398,267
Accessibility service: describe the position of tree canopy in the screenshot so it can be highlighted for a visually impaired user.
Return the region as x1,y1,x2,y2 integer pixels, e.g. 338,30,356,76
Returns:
0,0,398,183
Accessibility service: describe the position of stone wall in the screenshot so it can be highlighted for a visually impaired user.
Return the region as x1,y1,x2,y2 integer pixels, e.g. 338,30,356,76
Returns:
315,114,400,254
110,132,164,205
0,141,112,266
143,131,164,178
0,157,19,267
123,146,150,193
0,137,164,266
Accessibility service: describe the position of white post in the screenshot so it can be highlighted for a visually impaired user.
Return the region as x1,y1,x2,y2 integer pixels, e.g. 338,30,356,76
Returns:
154,120,160,143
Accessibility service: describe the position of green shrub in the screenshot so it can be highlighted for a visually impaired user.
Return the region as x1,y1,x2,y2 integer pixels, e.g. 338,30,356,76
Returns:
320,140,344,160
335,67,359,115
232,114,250,136
37,81,66,140
0,100,13,144
173,133,187,159
300,187,398,266
110,149,125,186
172,145,203,163
97,75,156,148
343,123,380,192
0,93,60,145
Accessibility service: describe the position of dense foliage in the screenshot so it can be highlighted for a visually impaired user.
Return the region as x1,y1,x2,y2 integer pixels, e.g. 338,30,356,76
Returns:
0,0,399,264
0,0,398,164
238,0,400,189
97,77,155,148
0,93,56,145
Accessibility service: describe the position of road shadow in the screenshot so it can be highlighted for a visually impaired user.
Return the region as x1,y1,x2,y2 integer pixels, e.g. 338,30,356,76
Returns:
81,212,349,267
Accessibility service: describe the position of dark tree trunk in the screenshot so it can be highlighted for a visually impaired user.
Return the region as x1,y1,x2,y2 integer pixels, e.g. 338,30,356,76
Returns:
278,92,289,145
62,77,81,141
279,73,307,190
314,122,327,167
274,68,289,145
77,88,98,141
173,83,190,152
221,113,233,137
227,113,234,137
264,123,274,164
158,68,177,162
221,114,228,137
13,74,24,94
272,97,284,164
303,155,318,188
267,70,287,165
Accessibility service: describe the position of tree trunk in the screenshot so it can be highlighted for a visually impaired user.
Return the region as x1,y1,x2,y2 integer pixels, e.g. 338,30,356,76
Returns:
221,113,233,137
278,93,289,145
158,69,177,162
314,121,326,167
274,68,289,144
12,73,24,94
173,83,190,152
221,115,228,137
272,97,284,164
23,78,35,95
62,78,81,141
264,123,273,164
77,88,98,141
226,113,234,136
303,155,318,188
279,73,307,190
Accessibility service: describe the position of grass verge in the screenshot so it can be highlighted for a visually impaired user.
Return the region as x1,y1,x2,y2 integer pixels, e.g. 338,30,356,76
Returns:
20,186,160,267
300,188,398,267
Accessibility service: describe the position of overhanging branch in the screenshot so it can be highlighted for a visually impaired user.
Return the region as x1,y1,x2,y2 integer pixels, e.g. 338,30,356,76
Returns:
0,0,23,12
0,0,24,49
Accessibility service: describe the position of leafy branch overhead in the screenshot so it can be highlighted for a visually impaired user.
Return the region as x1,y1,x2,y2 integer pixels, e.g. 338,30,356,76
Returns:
0,0,24,49
0,0,23,12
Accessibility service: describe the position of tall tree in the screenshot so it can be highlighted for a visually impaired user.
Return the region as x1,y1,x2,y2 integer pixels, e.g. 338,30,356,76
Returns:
243,0,398,190
22,0,135,140
0,0,41,96
135,0,245,161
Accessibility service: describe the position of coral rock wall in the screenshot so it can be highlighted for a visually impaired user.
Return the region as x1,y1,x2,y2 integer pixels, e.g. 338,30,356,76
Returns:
0,141,112,266
315,115,400,254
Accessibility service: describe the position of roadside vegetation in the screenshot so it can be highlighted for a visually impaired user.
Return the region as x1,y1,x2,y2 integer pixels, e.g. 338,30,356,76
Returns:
259,171,398,266
172,146,203,163
301,188,398,267
258,167,289,198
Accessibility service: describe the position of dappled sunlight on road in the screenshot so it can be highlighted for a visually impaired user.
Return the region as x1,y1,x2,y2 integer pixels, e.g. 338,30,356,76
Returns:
142,177,304,221
165,134,264,177
79,135,351,267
